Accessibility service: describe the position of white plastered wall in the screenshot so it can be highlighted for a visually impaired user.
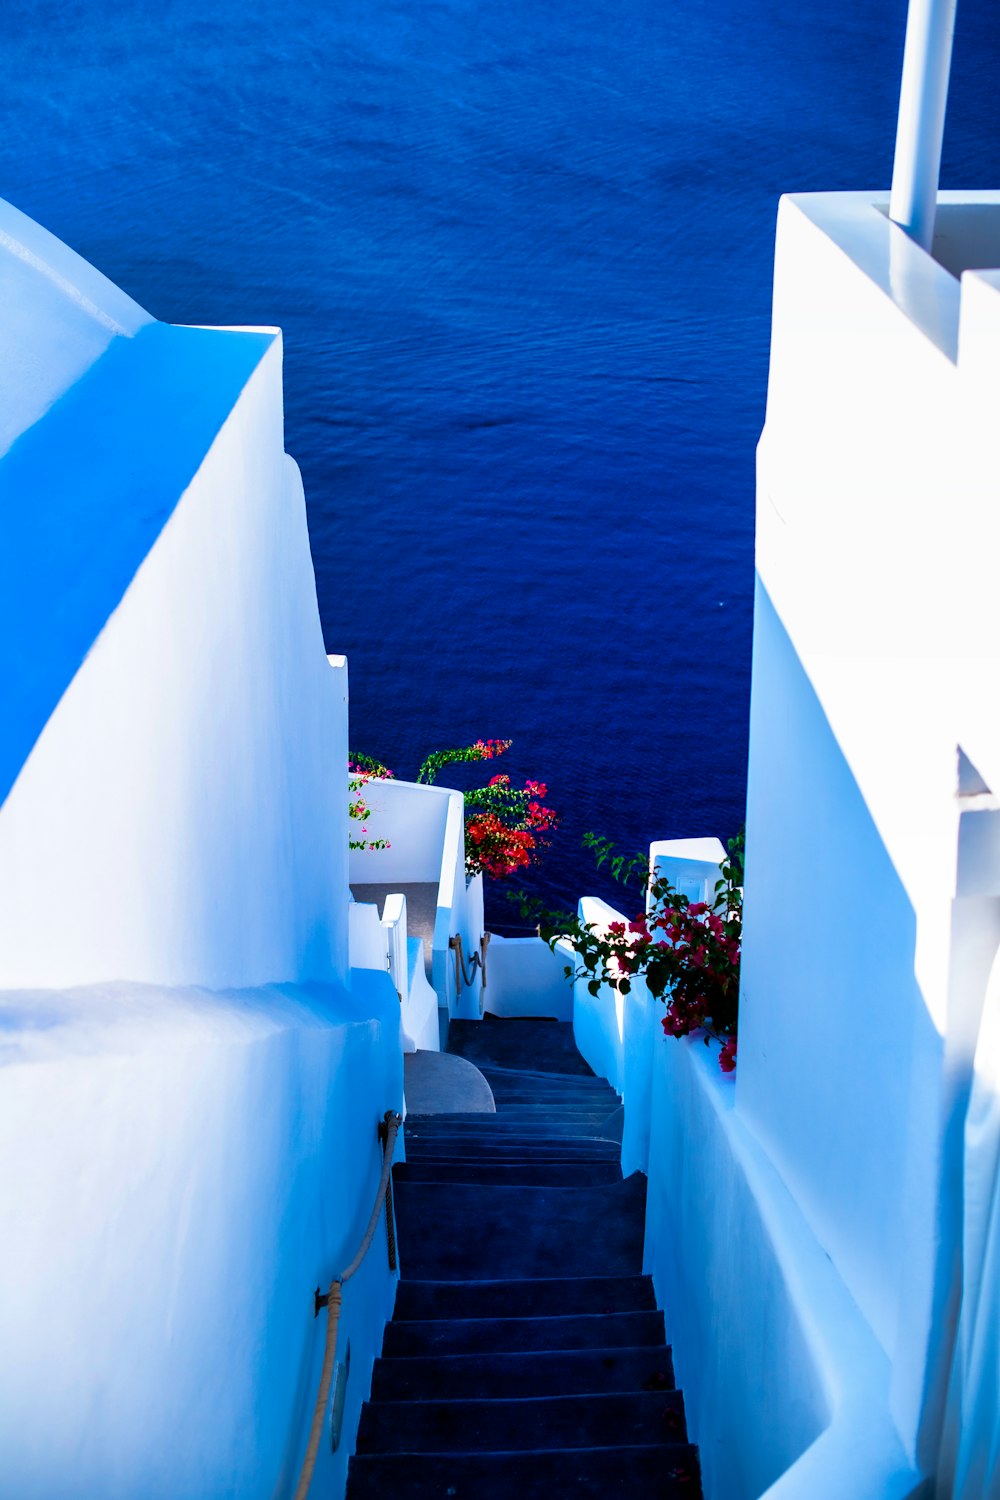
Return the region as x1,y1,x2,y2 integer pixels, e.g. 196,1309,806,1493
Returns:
0,973,403,1500
0,334,349,991
744,192,1000,1473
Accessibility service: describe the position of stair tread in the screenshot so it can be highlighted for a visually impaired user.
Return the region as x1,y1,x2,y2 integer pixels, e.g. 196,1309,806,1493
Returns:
392,1275,655,1320
371,1345,675,1400
347,1444,701,1498
353,1020,701,1499
356,1389,686,1454
403,1144,623,1159
394,1177,646,1280
394,1161,623,1186
383,1309,665,1357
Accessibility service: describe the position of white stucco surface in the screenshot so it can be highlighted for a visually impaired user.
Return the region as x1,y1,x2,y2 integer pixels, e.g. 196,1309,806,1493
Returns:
743,189,1000,1484
645,1024,919,1500
0,202,403,1497
577,883,920,1500
483,934,573,1020
0,336,349,990
571,896,627,1095
0,973,403,1500
349,778,451,887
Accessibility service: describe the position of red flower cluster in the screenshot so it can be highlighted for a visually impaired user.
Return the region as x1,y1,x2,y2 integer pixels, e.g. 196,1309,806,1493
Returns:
463,767,558,880
472,738,513,760
466,813,538,878
544,832,744,1073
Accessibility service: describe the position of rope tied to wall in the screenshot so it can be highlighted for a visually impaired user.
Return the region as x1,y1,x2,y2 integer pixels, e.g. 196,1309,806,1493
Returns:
292,1108,402,1500
449,931,491,995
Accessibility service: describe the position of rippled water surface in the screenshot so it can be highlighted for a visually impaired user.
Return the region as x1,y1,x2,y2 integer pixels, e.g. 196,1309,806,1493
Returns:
2,0,998,910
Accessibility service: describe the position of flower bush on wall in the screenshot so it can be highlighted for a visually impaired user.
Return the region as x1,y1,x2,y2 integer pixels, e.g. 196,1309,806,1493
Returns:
531,829,744,1072
349,739,557,881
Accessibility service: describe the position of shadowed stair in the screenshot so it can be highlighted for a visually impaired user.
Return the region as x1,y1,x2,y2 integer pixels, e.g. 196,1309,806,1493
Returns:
347,1017,702,1499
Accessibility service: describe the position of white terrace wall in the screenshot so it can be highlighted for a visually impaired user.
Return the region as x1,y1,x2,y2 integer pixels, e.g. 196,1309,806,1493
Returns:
0,202,403,1498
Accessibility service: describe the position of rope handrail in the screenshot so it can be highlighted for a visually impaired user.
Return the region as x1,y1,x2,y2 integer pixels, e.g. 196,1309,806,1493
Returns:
449,931,491,995
292,1108,402,1500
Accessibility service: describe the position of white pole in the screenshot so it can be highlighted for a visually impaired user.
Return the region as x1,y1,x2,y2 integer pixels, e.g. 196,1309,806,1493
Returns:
889,0,959,250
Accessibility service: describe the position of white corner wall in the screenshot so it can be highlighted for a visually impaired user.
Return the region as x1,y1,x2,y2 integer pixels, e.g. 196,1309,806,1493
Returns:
482,935,573,1020
0,974,403,1500
348,778,451,886
0,335,349,991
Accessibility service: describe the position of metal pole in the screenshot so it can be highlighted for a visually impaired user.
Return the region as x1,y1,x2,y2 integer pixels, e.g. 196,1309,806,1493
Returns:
889,0,959,250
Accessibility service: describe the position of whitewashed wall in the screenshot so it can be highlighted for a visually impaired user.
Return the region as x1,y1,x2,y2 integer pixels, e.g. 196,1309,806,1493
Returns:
0,204,403,1499
349,777,451,886
576,876,920,1500
749,191,1000,1474
571,896,628,1094
0,339,348,992
0,973,403,1500
483,934,573,1020
567,193,1000,1498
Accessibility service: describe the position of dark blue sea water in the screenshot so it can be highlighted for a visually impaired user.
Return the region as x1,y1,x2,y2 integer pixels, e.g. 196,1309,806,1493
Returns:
2,0,998,914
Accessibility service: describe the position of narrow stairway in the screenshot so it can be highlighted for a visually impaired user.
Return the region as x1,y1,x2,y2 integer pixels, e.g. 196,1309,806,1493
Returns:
347,1017,702,1498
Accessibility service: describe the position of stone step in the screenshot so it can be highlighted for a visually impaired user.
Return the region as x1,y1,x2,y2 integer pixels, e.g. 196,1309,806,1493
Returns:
405,1115,619,1137
394,1160,623,1187
402,1138,623,1160
483,1071,617,1087
347,1444,701,1498
446,1021,597,1078
352,1020,700,1499
392,1275,655,1322
464,1104,620,1116
355,1389,687,1455
483,1070,617,1086
370,1345,675,1402
482,1080,617,1092
487,1094,618,1110
394,1177,646,1280
382,1309,665,1358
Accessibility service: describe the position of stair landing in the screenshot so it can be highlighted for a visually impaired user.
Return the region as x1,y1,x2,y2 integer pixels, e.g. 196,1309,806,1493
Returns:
347,1017,702,1498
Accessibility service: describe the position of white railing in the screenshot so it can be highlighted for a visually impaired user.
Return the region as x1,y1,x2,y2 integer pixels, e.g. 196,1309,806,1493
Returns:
431,787,485,1021
348,777,488,1030
349,894,438,1053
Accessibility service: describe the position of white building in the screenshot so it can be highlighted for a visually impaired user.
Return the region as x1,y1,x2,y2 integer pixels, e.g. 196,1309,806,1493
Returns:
574,2,1000,1494
1,0,998,1494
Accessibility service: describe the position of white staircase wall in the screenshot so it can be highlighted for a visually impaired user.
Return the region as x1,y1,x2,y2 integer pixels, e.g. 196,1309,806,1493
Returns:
0,338,348,991
0,204,403,1499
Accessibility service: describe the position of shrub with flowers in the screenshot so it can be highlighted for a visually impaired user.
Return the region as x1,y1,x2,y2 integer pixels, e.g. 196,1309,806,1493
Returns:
349,739,557,881
532,829,744,1072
